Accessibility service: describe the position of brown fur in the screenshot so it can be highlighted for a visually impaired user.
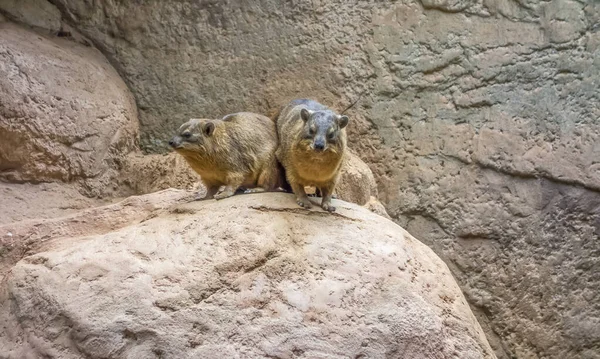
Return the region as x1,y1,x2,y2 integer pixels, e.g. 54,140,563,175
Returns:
276,99,348,212
169,112,286,200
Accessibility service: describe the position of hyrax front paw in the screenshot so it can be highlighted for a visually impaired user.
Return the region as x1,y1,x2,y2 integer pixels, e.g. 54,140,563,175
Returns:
296,197,313,209
321,202,336,212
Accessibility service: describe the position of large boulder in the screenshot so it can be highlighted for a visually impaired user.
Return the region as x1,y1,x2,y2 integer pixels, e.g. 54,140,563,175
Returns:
0,192,494,358
0,22,138,196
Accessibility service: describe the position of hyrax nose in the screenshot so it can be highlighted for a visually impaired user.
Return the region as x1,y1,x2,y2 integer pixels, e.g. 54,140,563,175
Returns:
168,140,175,147
314,141,325,151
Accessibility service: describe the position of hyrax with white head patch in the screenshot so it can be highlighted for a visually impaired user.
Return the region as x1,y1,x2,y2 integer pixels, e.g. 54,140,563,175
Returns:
276,99,349,212
169,112,286,200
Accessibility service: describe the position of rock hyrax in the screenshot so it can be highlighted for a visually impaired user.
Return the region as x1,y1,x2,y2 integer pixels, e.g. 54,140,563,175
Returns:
276,99,349,212
169,112,286,200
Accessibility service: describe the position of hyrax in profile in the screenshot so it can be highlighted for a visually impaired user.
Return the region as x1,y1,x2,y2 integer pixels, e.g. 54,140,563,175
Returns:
276,99,348,212
169,112,286,200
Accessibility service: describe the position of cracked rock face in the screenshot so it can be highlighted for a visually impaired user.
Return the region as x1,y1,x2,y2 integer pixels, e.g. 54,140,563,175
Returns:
0,192,494,359
0,22,138,196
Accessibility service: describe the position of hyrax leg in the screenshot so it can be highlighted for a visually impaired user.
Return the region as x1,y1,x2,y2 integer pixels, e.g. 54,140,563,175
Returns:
214,174,244,200
250,158,280,193
201,182,221,200
290,181,313,209
319,182,337,212
313,187,337,199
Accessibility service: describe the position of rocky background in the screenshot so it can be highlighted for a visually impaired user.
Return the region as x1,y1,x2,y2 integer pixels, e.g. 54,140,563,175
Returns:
1,0,599,358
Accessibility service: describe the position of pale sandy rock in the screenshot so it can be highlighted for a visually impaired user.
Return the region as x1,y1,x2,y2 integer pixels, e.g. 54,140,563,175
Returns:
122,152,204,196
0,188,193,281
0,22,138,196
0,192,494,359
335,151,378,206
364,196,391,219
0,182,105,225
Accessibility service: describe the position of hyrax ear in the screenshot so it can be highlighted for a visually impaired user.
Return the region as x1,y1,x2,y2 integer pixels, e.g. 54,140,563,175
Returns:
337,115,349,129
203,122,215,136
300,109,312,122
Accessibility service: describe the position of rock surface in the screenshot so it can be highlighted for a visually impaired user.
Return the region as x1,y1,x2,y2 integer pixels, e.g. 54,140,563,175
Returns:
0,188,193,281
0,22,138,196
0,0,61,33
335,151,378,206
122,152,203,196
0,192,494,359
0,182,109,225
46,1,600,357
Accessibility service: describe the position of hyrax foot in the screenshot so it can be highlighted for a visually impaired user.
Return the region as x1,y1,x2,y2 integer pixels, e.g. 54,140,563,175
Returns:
214,189,235,200
321,201,336,212
202,186,220,200
296,197,313,209
244,187,266,194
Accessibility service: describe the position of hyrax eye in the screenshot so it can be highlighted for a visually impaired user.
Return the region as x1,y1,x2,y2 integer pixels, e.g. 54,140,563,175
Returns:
182,132,192,138
327,132,335,140
309,128,316,136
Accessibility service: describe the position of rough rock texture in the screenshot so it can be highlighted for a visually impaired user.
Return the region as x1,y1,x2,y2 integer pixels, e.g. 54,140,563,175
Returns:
364,3,600,358
335,151,378,206
48,1,600,357
0,189,193,281
0,22,138,196
0,0,61,33
0,192,494,359
122,152,203,196
0,182,109,225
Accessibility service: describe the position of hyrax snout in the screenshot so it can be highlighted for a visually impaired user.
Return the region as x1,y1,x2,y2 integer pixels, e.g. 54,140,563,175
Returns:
275,99,348,212
169,112,286,200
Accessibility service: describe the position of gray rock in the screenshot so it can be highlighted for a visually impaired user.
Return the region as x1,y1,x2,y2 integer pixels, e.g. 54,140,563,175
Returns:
0,192,495,359
0,0,62,33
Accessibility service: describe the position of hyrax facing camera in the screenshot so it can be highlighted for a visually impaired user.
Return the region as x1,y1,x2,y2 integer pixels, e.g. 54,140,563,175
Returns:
169,112,286,200
275,99,348,212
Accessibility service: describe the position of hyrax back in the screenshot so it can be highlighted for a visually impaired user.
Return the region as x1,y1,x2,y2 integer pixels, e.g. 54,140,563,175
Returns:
169,112,285,200
276,99,349,212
